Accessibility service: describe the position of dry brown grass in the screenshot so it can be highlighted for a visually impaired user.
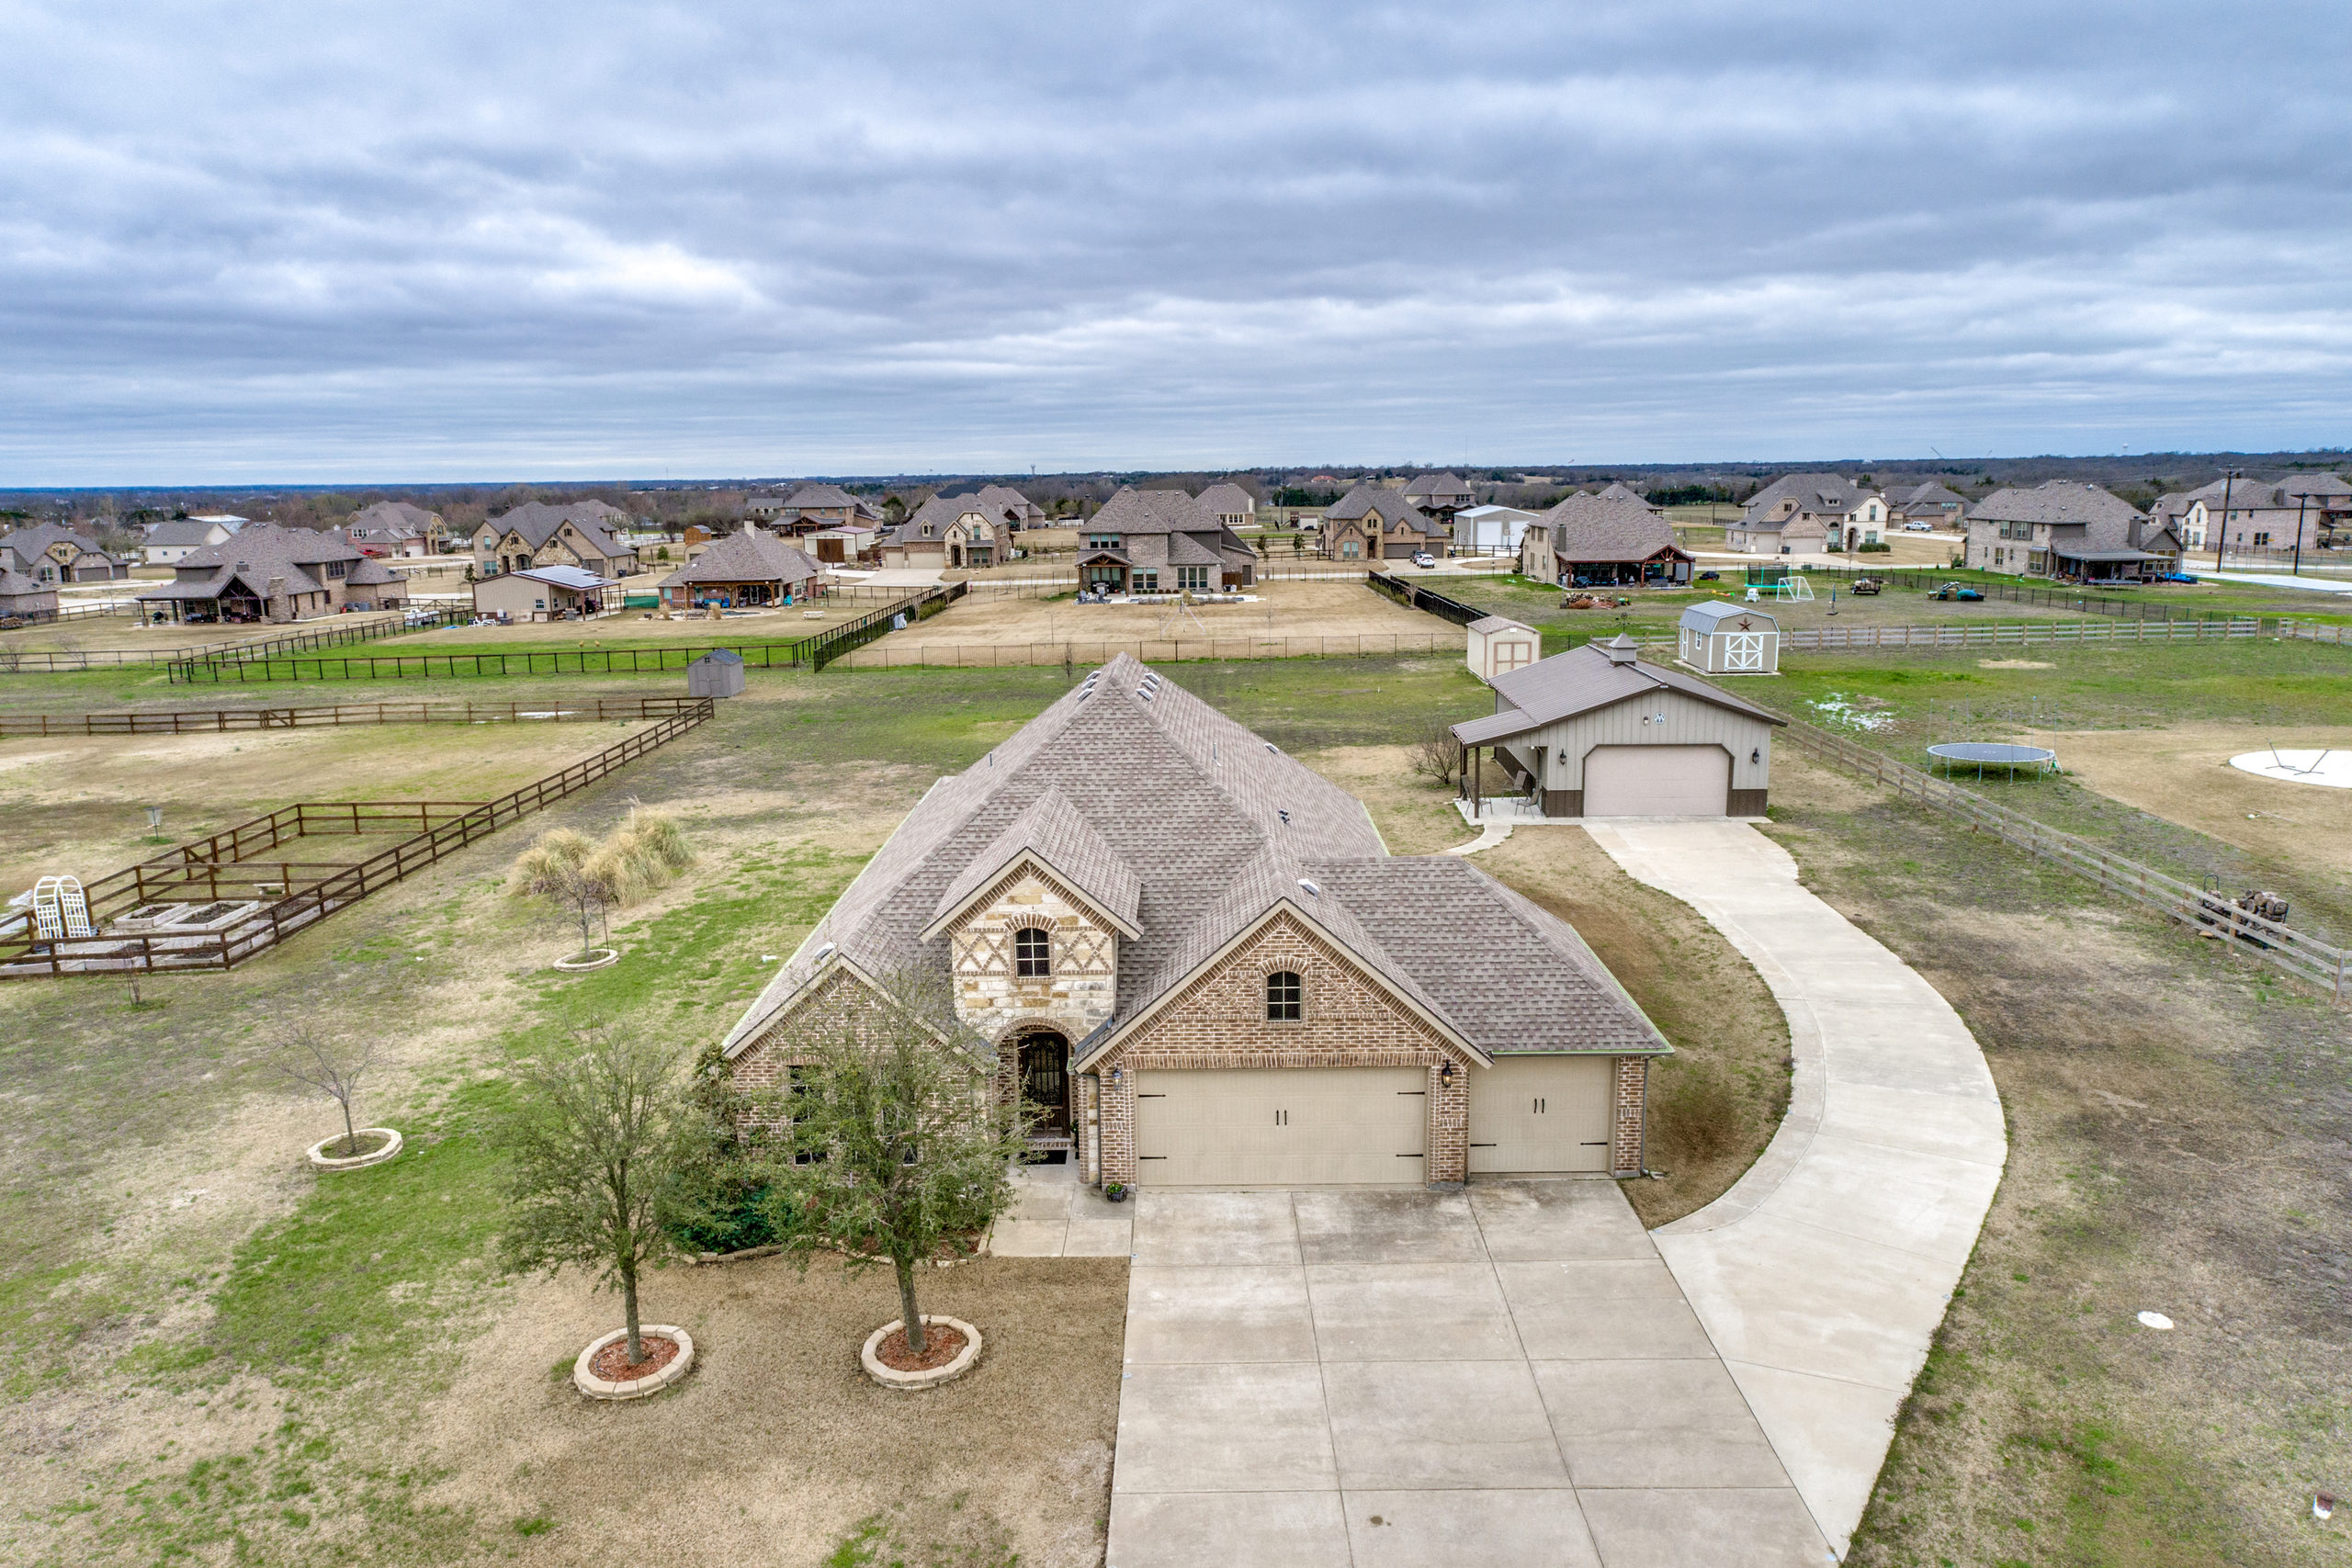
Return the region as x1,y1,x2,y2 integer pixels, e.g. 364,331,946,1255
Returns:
1762,749,2352,1566
867,578,1445,650
424,1255,1126,1568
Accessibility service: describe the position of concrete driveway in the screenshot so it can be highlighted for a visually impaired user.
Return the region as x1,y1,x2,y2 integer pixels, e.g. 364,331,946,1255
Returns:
1102,1183,1834,1568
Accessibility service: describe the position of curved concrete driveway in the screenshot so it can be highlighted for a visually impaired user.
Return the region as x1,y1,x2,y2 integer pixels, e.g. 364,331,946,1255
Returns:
1585,820,2007,1557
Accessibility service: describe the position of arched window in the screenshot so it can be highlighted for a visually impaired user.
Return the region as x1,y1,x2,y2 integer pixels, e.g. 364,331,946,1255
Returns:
1265,970,1302,1021
1013,926,1051,978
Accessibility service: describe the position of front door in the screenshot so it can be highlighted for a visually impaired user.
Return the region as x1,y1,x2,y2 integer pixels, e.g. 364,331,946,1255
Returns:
1020,1034,1070,1134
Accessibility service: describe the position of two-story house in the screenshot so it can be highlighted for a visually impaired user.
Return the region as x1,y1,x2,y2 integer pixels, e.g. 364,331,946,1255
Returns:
1885,482,1968,529
134,523,366,624
1726,475,1887,554
1320,484,1448,561
140,518,238,567
1965,480,2177,581
1,524,133,583
879,495,1015,571
2150,473,2343,555
769,483,887,536
1070,488,1258,592
472,501,639,579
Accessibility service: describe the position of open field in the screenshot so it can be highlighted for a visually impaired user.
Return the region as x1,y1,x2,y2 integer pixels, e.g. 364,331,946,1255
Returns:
0,613,409,657
395,598,865,648
875,577,1440,645
1760,748,2352,1566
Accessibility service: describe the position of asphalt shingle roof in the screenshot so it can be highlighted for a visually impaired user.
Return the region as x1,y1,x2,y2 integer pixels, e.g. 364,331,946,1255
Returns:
1541,491,1685,563
721,654,1668,1063
657,526,824,587
1452,642,1784,745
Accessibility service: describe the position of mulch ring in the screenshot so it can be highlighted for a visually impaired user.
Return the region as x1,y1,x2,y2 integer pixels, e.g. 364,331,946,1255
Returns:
588,1333,683,1382
873,1323,968,1373
318,1133,391,1158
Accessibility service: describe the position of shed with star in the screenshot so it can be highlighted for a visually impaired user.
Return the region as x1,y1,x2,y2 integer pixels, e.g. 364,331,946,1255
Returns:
1677,601,1781,676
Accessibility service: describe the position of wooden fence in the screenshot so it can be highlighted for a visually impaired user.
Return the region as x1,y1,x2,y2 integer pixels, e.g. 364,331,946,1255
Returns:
0,694,708,738
0,699,715,978
0,609,445,673
1780,616,2263,651
833,629,1464,669
1768,709,2347,1002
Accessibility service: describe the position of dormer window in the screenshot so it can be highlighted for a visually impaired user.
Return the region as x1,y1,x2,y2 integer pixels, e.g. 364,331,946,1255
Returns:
1014,927,1051,978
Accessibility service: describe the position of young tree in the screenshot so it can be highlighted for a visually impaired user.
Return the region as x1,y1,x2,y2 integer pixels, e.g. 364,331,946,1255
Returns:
500,1026,703,1365
277,1028,379,1156
761,971,1031,1354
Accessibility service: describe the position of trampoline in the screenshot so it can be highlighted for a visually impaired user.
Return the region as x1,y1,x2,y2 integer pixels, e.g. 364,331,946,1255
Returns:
1928,741,2059,780
2229,749,2352,790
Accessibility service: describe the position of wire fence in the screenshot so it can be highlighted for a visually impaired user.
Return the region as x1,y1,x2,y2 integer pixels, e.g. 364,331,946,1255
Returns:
1780,616,2264,651
0,610,441,672
832,629,1466,669
1764,706,2347,1002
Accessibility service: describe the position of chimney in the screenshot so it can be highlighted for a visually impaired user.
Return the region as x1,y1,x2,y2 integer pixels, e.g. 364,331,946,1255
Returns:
1602,633,1638,666
266,573,290,623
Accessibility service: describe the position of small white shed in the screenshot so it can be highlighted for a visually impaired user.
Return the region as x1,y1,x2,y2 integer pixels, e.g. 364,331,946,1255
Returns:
1466,615,1542,684
687,648,746,699
1678,602,1779,675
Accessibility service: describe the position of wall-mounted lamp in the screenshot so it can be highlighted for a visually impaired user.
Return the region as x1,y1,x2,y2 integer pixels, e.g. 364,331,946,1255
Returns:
1750,748,1761,765
1439,1061,1454,1086
1108,1066,1124,1084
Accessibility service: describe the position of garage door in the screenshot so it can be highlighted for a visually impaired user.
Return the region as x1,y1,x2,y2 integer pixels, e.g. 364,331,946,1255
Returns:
1467,1055,1614,1174
1582,744,1729,818
1133,1067,1428,1186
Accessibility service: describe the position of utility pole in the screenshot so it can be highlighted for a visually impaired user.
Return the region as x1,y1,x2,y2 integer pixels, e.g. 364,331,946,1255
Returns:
2294,492,2308,576
2214,468,2238,572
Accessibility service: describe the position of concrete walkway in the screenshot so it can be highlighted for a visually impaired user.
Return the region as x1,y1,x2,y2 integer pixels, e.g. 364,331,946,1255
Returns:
1584,820,2006,1557
1102,1183,1834,1568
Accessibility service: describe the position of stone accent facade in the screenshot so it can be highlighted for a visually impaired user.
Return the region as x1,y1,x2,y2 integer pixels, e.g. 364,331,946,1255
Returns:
1090,910,1480,1189
1612,1055,1647,1175
941,864,1120,1046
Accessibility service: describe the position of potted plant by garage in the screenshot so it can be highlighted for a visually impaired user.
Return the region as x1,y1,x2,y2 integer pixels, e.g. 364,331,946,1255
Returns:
501,1026,705,1400
759,968,1030,1390
279,1030,401,1170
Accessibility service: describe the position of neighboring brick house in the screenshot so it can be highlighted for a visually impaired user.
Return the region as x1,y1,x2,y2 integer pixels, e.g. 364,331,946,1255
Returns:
1966,480,2179,581
769,482,887,535
2150,473,2342,555
1400,471,1476,525
1726,474,1887,553
1885,482,1967,528
133,523,365,623
655,525,828,608
1592,481,1659,513
1,523,133,583
471,501,639,579
957,484,1048,531
1195,481,1259,532
1071,487,1258,592
0,567,61,620
1320,484,1448,561
880,494,1015,570
345,500,445,557
1517,491,1693,586
719,655,1669,1189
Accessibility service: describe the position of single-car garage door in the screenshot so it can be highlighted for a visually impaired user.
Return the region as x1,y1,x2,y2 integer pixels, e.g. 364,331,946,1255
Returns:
1582,744,1729,818
1467,1055,1615,1174
1133,1067,1428,1186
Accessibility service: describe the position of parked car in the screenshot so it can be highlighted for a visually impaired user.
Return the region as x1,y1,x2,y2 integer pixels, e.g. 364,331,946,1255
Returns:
1929,581,1984,602
1695,570,1720,581
2160,571,2200,584
1903,521,1935,532
1410,551,1436,569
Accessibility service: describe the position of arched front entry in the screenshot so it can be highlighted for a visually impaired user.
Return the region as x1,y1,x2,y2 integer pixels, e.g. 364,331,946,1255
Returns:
1017,1030,1072,1139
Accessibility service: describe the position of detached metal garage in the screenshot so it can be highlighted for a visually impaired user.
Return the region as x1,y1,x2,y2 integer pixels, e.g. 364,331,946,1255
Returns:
1133,1067,1428,1186
1467,1056,1615,1174
1452,634,1785,819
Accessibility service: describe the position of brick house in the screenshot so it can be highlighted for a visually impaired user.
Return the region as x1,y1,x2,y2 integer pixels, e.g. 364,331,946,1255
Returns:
133,524,366,624
1965,480,2179,581
1517,491,1694,586
1070,487,1258,592
1725,474,1886,554
655,525,828,608
1319,484,1448,562
1,523,133,583
471,501,639,579
720,655,1670,1190
879,493,1016,570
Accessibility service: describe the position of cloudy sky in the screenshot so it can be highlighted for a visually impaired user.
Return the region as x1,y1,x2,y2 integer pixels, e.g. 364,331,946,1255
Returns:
3,0,2347,483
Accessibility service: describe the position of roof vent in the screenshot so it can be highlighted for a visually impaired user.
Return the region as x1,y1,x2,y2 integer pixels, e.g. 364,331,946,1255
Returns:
1265,742,1277,753
1601,633,1639,666
811,941,836,963
1297,878,1321,897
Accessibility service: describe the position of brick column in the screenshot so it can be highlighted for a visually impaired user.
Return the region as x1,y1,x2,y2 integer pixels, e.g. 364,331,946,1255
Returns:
1077,1073,1101,1185
1611,1056,1648,1177
1427,1062,1468,1186
1100,1067,1137,1187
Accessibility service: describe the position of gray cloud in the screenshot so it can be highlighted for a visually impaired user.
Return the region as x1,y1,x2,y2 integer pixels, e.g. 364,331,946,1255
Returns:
2,0,2347,481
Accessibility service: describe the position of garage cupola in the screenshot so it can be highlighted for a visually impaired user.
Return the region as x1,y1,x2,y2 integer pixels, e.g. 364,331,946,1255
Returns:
1601,633,1639,665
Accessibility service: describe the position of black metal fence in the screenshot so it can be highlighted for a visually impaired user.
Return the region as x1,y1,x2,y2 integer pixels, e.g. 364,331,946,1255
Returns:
1366,572,1487,627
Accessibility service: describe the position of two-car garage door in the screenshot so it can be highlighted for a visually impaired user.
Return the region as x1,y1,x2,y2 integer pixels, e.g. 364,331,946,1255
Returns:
1130,1058,1620,1185
1134,1068,1426,1186
1581,744,1730,818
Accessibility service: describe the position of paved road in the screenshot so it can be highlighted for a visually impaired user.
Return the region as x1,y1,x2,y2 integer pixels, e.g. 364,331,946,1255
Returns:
1093,1183,1833,1568
1585,820,2006,1557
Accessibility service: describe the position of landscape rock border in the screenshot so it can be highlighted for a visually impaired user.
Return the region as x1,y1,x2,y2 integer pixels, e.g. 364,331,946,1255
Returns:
552,948,621,972
573,1325,695,1401
306,1128,402,1171
861,1315,981,1390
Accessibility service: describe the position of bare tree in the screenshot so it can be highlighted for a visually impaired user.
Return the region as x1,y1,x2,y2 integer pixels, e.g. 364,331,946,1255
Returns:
500,1027,704,1365
277,1029,379,1156
1409,722,1461,785
758,969,1030,1355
